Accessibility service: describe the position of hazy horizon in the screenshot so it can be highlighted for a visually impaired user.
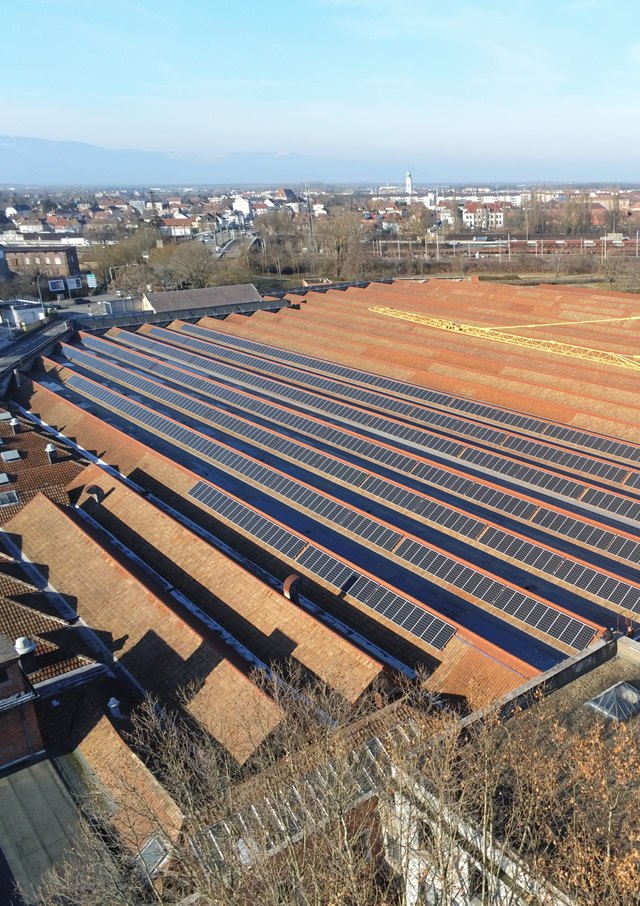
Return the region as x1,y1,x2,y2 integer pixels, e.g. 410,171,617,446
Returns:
4,0,640,184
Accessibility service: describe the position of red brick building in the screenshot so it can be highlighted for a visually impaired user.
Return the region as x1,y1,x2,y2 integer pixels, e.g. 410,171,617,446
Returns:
2,244,80,278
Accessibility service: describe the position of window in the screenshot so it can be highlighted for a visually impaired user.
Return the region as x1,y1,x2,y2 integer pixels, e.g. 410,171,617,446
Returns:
35,257,40,265
54,256,61,265
45,257,51,265
24,256,30,265
588,681,640,723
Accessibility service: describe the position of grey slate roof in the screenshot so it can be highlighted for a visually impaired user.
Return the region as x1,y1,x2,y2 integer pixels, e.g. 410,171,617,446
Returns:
144,284,261,313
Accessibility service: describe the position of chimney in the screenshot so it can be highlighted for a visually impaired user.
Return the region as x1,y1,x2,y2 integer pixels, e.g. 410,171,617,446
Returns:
9,418,20,435
45,443,57,464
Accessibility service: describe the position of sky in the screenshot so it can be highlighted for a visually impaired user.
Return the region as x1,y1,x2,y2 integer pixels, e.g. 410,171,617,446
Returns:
4,0,640,181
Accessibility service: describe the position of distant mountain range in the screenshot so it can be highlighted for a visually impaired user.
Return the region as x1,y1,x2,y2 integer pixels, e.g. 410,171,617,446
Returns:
0,135,387,187
2,134,633,188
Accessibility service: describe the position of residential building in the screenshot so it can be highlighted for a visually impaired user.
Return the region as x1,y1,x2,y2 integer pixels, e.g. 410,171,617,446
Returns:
462,202,504,231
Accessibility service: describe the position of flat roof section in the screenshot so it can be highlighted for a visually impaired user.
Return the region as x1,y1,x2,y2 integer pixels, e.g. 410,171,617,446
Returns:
0,758,81,905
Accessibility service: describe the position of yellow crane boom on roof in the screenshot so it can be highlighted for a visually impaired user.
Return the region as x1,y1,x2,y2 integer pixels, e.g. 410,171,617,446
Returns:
368,306,640,372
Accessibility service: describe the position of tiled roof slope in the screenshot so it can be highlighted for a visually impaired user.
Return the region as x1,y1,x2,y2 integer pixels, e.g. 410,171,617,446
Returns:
0,412,86,524
200,280,640,442
67,464,383,703
18,378,539,709
0,594,97,685
76,713,185,849
3,494,283,764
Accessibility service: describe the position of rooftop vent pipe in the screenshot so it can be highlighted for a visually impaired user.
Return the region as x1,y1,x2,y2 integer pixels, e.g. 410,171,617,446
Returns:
86,485,105,504
15,636,36,656
107,696,121,718
9,418,20,435
45,443,57,464
283,573,301,603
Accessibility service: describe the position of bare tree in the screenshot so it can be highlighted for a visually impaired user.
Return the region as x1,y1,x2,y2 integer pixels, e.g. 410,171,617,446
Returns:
32,665,640,906
316,211,367,281
165,241,217,289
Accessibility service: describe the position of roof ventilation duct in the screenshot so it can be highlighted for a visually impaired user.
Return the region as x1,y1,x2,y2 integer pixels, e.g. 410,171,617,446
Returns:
86,485,105,504
14,636,36,656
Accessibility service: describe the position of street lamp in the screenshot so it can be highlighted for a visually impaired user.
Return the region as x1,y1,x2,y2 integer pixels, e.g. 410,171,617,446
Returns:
36,272,46,307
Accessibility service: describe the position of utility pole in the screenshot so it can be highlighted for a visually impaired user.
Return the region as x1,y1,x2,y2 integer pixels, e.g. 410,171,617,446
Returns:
306,185,314,251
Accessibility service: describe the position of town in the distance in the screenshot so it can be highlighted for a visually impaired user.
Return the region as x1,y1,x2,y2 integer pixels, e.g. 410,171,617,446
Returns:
1,175,639,324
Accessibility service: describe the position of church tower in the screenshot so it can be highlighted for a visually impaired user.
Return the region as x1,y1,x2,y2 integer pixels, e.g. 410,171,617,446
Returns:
405,170,413,196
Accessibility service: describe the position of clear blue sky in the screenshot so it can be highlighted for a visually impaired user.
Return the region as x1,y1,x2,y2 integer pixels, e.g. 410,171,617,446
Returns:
5,0,640,180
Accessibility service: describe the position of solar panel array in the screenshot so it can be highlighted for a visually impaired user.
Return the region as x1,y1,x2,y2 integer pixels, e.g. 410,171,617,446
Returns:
189,481,456,650
75,335,640,573
58,358,602,650
92,331,640,545
175,320,640,468
128,326,640,520
62,343,640,624
62,372,400,553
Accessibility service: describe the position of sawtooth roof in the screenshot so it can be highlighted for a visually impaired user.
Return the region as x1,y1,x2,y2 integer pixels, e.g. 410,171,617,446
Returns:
3,493,284,764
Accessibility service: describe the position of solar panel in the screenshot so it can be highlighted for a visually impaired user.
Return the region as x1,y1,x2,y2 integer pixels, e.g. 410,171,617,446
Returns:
295,546,456,649
188,480,306,559
174,321,640,471
392,536,596,649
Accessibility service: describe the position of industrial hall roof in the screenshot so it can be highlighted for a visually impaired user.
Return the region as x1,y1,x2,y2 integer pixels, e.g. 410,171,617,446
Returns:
8,277,640,716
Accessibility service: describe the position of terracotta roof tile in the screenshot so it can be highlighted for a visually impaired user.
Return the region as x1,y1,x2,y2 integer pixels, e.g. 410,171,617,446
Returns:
4,493,283,763
0,594,98,685
67,464,383,703
77,713,184,847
